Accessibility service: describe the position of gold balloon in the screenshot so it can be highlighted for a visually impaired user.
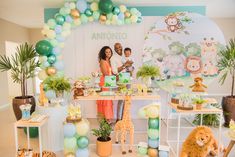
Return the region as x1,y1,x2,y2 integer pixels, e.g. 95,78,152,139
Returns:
46,67,57,76
124,11,131,18
65,152,75,157
99,14,107,23
70,9,80,19
148,148,159,157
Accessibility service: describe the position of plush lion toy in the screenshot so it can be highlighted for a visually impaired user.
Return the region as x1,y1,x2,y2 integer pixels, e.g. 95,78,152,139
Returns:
180,126,218,157
189,77,207,92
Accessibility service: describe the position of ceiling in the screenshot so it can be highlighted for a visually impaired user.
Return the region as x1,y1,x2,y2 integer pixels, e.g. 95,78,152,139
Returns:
0,0,235,28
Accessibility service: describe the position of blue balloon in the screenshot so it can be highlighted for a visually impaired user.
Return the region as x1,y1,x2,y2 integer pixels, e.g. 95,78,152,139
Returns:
56,35,65,42
66,15,73,23
52,47,61,55
64,123,76,138
54,61,64,70
55,25,62,34
118,12,124,20
76,0,88,13
76,148,89,157
159,150,169,157
45,90,56,99
40,60,50,69
148,138,159,148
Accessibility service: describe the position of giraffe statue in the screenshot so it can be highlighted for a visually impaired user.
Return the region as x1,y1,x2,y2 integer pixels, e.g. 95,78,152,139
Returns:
39,83,48,106
114,95,134,155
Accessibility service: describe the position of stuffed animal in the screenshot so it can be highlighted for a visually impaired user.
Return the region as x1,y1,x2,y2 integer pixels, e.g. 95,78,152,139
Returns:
38,83,48,106
72,80,84,99
180,126,218,157
189,77,207,92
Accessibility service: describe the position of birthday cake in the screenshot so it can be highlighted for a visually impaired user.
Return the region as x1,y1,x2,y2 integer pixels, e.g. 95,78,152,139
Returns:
118,72,131,84
104,75,116,87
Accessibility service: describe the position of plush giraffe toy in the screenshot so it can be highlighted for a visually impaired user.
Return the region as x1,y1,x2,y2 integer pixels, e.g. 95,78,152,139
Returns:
39,83,48,106
114,96,134,155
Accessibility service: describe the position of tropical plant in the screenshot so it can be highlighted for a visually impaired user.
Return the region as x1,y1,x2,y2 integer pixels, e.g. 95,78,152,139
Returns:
43,76,71,95
192,97,206,104
0,42,39,97
92,118,112,141
136,65,161,79
193,103,220,127
217,38,235,96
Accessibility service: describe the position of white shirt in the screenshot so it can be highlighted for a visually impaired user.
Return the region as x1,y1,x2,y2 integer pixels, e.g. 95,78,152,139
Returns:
111,53,123,74
122,56,134,64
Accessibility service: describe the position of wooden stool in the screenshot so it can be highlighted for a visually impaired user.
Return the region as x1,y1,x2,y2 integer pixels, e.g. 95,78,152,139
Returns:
223,140,235,157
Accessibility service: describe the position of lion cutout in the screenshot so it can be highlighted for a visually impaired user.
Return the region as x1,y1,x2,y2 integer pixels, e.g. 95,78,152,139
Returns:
180,126,218,157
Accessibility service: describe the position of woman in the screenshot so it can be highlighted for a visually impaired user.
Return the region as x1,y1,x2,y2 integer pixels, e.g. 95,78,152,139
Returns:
97,46,114,121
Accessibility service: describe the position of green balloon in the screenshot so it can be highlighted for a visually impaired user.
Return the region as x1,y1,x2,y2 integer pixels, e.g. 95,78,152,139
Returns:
47,54,57,64
85,9,93,17
99,0,113,14
93,11,100,20
147,129,159,140
112,6,120,15
77,136,89,149
137,16,142,23
24,127,38,138
148,118,159,129
36,40,53,56
64,137,77,150
55,14,65,25
80,14,88,23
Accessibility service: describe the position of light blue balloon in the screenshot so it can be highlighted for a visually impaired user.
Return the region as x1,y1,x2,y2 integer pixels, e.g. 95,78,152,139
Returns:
45,90,56,99
148,138,159,148
147,129,159,140
66,15,73,23
54,61,64,70
40,60,50,69
56,35,65,42
55,25,62,34
52,47,61,54
64,2,70,8
159,150,169,157
64,123,76,137
118,12,124,20
76,148,89,157
76,0,88,13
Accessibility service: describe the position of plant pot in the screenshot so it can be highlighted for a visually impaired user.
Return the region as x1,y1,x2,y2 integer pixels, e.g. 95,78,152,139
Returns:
196,103,202,110
96,137,112,157
12,96,35,120
222,96,235,127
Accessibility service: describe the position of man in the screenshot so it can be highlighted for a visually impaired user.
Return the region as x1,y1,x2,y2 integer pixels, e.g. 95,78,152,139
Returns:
111,43,133,121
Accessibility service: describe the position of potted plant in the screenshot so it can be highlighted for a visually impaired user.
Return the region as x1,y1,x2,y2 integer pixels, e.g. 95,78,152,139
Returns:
43,76,71,97
92,118,112,157
136,65,161,87
192,97,206,110
217,38,235,127
0,43,39,120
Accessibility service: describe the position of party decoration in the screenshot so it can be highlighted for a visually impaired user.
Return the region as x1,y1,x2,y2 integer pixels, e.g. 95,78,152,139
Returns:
46,67,57,76
112,6,120,15
148,148,159,157
75,148,89,157
45,90,56,99
148,118,159,129
90,2,98,11
76,119,90,136
76,0,88,13
114,96,134,154
148,138,159,148
64,137,77,150
147,129,159,140
38,70,48,80
55,14,65,25
98,0,113,14
35,40,53,56
137,142,148,155
65,152,76,157
85,9,93,17
159,151,168,157
146,106,159,118
47,54,57,64
64,123,76,137
143,12,226,92
70,9,80,19
24,127,38,138
77,136,89,148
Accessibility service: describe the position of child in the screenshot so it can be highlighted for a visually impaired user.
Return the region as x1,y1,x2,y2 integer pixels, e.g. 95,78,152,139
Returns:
122,47,134,76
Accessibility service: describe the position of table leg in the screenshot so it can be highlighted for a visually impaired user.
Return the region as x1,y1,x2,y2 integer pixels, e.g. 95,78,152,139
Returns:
218,113,222,157
39,127,42,157
223,140,235,157
27,127,30,149
200,114,203,125
176,114,181,157
14,125,18,156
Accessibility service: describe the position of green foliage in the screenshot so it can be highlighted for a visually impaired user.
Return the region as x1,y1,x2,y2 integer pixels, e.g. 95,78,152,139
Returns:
192,97,206,104
0,42,39,96
184,43,201,57
217,38,235,96
92,118,112,141
193,103,220,127
43,76,71,94
136,65,161,79
168,41,185,55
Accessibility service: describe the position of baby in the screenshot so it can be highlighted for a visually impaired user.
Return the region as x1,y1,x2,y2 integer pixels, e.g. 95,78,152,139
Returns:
122,47,134,76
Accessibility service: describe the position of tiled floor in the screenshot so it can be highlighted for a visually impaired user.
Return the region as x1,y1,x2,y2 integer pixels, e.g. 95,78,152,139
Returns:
0,106,235,157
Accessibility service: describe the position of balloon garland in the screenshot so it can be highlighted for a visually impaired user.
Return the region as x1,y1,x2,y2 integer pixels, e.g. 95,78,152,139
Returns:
36,0,142,86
